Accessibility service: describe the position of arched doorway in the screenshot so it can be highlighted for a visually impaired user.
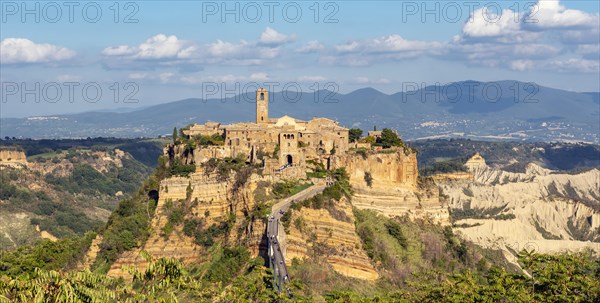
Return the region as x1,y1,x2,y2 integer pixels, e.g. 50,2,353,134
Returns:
286,155,293,165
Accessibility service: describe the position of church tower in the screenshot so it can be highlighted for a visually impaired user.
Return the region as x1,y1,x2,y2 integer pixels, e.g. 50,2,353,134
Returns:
256,88,268,124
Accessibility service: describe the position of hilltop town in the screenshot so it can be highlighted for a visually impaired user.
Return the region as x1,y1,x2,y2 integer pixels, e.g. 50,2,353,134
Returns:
168,88,418,185
85,88,451,285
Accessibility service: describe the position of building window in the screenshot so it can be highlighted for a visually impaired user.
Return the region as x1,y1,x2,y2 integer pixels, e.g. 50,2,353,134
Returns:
260,92,264,100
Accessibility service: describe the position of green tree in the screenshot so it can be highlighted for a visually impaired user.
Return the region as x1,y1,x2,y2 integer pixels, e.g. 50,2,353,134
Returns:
379,128,403,148
172,127,178,144
349,128,363,143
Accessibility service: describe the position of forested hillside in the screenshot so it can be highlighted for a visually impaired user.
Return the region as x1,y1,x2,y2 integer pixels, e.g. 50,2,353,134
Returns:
0,144,154,248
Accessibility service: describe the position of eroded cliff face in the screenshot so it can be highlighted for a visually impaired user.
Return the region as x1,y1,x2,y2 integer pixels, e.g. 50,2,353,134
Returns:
340,151,450,225
0,150,27,167
106,172,267,279
440,164,600,258
352,185,450,226
340,150,418,189
283,197,379,280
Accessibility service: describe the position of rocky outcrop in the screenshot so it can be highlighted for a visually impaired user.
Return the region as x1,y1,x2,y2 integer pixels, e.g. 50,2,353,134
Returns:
107,172,267,279
440,164,600,255
0,149,27,168
340,150,418,189
335,150,449,225
352,184,450,226
284,197,379,280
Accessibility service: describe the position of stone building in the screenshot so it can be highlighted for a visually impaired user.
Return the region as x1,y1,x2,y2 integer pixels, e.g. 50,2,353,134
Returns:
183,89,349,172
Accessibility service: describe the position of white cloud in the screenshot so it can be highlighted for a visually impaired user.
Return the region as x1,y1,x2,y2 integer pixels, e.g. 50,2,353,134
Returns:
102,34,196,59
450,1,599,73
249,73,269,81
548,58,600,73
463,8,521,37
370,35,442,52
298,75,326,82
335,35,441,54
55,74,81,82
128,73,148,80
259,27,295,45
296,40,324,53
207,40,249,57
529,0,599,29
335,41,360,53
1,38,76,64
326,35,442,66
559,27,600,44
510,60,535,71
206,39,279,60
103,31,287,69
158,72,175,83
320,55,370,67
101,45,136,56
512,44,560,57
576,44,600,55
179,73,277,85
354,77,391,85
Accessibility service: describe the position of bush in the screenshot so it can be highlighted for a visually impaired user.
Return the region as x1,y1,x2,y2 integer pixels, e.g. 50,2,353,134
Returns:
364,171,373,187
385,221,408,249
202,155,247,181
0,232,96,277
355,148,368,160
193,133,225,147
205,246,250,283
170,158,196,177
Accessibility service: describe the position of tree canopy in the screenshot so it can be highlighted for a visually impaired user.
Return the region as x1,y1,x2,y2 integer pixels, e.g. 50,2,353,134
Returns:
349,128,363,143
378,128,403,148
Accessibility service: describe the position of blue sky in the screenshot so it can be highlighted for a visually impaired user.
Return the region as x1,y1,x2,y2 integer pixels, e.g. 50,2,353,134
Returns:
1,0,599,117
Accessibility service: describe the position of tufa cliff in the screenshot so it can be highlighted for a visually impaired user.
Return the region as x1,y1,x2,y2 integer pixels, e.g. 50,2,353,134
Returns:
0,149,28,168
283,196,379,280
106,171,268,279
339,150,450,225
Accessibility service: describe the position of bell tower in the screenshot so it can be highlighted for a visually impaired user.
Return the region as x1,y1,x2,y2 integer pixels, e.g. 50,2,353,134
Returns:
256,88,268,124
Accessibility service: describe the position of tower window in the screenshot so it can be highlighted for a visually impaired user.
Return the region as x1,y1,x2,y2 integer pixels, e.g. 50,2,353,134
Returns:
261,116,264,121
260,92,264,100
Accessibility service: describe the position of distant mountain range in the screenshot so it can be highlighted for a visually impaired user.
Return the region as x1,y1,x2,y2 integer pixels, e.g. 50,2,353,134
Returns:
1,80,598,143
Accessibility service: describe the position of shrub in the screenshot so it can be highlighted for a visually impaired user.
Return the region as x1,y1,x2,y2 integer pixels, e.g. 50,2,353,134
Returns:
170,158,195,177
364,171,373,187
385,221,408,249
205,246,250,283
